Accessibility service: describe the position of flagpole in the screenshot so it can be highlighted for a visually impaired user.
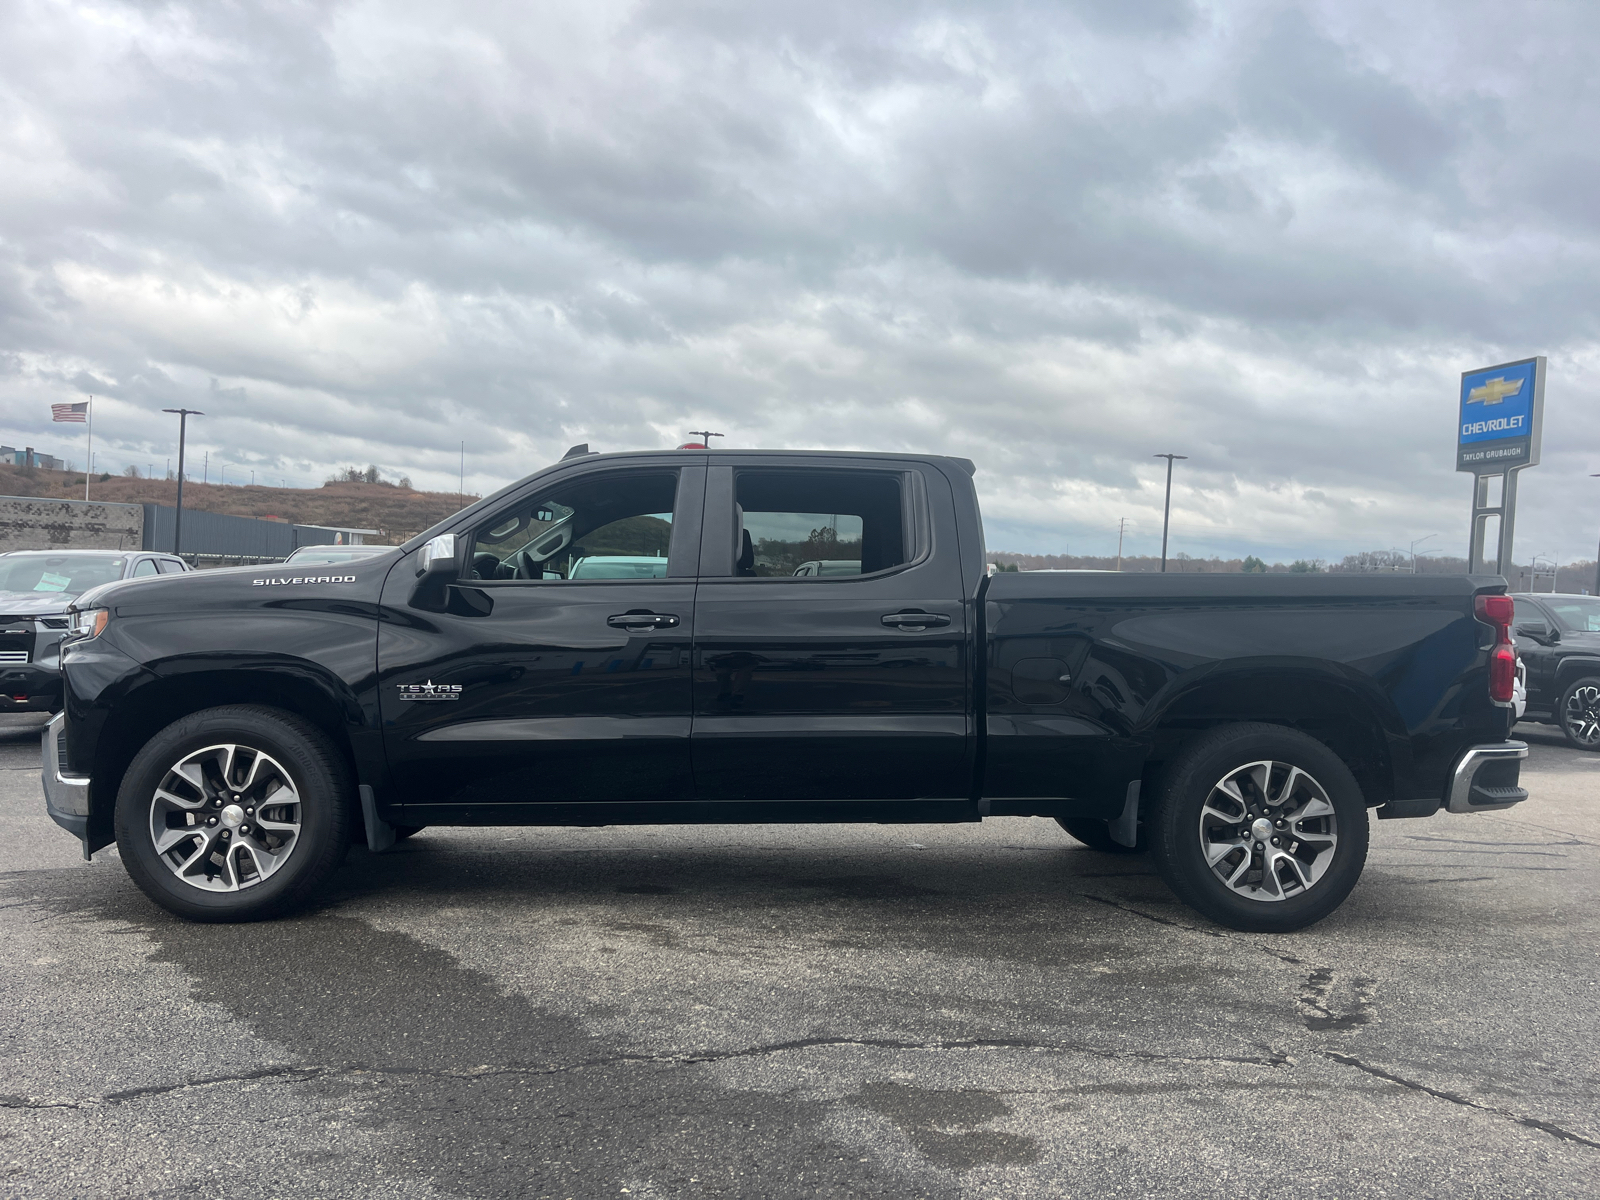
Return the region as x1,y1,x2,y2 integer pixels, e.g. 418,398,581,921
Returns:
84,396,93,501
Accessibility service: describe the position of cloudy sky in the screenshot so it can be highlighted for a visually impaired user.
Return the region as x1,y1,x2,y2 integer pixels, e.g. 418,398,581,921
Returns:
3,0,1598,563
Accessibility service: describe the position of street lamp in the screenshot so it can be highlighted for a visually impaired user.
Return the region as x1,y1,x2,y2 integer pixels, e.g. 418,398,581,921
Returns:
1409,534,1438,574
1153,453,1188,573
162,408,203,555
220,464,231,487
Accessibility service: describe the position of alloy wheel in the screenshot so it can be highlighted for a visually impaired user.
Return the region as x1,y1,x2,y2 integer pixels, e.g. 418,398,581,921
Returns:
148,743,302,892
1564,684,1600,747
1197,759,1338,903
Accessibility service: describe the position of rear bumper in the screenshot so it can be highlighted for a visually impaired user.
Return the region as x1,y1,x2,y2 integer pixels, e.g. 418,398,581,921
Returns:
1446,740,1529,814
40,712,91,848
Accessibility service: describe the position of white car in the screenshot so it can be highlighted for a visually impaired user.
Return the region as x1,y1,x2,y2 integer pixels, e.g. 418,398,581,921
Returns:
792,559,860,577
567,555,669,580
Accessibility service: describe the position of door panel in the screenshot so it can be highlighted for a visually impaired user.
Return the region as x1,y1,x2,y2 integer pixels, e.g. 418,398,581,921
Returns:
378,462,703,811
689,461,971,802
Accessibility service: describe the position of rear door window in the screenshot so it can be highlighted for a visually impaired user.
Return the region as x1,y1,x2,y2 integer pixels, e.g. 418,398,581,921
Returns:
731,470,907,579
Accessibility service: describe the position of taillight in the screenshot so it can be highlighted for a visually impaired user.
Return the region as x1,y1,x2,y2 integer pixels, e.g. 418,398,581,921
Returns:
1475,594,1513,626
1475,593,1516,704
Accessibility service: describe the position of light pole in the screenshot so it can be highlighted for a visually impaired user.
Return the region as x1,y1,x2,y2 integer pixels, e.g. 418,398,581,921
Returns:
1409,534,1438,574
1153,453,1187,573
1592,474,1600,596
220,464,231,487
162,409,203,555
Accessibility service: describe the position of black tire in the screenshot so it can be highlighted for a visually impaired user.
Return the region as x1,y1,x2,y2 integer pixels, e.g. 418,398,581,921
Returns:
392,824,426,840
115,705,354,922
1149,723,1369,933
1557,677,1600,752
1056,817,1145,853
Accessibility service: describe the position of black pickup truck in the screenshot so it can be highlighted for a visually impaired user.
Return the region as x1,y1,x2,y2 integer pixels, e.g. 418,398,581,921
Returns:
43,448,1528,932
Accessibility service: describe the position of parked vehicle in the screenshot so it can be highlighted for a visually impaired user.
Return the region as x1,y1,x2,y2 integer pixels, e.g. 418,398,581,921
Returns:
568,555,669,580
44,449,1527,932
792,560,860,577
282,544,393,566
1511,593,1600,750
0,550,189,713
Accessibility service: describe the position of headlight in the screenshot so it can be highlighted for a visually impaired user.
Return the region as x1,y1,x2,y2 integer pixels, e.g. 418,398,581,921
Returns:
67,608,110,639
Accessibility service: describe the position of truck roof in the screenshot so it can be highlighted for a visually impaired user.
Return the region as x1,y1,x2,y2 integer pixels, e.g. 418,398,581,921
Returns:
561,447,978,474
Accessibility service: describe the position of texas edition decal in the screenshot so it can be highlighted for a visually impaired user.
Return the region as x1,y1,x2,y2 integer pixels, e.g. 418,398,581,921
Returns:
397,681,464,701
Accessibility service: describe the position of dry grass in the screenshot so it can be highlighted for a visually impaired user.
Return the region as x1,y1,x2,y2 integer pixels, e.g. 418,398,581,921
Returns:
0,465,478,545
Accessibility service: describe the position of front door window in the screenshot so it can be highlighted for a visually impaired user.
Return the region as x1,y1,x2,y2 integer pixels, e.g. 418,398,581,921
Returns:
469,473,677,583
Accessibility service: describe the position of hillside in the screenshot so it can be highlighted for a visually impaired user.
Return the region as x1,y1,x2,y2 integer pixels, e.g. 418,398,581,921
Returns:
0,464,478,545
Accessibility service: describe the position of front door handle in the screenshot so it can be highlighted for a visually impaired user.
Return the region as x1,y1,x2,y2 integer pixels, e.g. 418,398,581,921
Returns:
881,610,951,630
608,611,680,631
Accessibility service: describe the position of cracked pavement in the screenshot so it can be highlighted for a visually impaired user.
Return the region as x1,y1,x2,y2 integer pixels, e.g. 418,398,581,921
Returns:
1,714,1596,1198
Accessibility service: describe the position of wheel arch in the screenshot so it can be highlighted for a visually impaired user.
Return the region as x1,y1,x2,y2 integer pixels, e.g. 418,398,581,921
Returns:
1136,660,1409,809
86,664,368,852
1553,655,1600,694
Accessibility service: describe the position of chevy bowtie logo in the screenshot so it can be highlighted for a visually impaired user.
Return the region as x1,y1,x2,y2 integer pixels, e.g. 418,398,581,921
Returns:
1466,377,1523,406
397,680,463,701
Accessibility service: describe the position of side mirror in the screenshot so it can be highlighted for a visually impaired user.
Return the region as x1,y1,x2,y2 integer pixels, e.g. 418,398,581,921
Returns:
418,534,459,580
410,534,460,612
1515,621,1552,642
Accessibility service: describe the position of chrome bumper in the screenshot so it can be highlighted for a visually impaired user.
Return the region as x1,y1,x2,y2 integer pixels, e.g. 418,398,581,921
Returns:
41,713,91,843
1446,741,1529,814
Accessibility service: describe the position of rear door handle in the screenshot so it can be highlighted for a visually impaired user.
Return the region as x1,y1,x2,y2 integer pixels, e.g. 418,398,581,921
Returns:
881,611,951,630
608,612,680,631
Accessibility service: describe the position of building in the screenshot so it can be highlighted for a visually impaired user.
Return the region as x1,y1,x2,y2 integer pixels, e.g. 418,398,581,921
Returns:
0,446,66,471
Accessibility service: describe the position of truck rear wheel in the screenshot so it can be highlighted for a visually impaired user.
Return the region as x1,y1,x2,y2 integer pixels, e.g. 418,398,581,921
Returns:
114,705,354,922
1149,723,1369,933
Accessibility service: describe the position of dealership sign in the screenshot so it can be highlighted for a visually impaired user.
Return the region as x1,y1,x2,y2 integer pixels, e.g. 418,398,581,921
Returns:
1457,356,1544,472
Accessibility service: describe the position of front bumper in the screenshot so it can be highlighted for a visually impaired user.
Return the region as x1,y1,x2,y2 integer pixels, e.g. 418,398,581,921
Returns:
1446,741,1529,814
41,712,92,849
0,662,62,711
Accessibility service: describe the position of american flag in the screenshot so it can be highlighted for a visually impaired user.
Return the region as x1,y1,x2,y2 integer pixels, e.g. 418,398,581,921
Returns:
51,402,89,423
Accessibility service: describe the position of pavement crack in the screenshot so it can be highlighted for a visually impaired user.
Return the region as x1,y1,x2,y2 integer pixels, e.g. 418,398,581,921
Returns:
1081,893,1306,966
0,1093,80,1110
103,1066,326,1104
60,1038,1292,1111
1321,1052,1600,1150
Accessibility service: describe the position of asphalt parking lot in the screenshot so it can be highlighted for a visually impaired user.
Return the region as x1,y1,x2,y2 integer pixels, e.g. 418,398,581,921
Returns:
1,714,1596,1199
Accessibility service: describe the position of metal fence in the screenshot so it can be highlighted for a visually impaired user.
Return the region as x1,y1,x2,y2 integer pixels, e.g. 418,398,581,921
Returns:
140,505,343,558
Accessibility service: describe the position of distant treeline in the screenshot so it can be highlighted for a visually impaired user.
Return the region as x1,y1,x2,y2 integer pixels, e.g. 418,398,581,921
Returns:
991,550,1596,592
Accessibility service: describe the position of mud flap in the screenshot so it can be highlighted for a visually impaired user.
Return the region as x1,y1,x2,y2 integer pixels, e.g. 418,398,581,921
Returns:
359,784,396,853
1108,780,1140,848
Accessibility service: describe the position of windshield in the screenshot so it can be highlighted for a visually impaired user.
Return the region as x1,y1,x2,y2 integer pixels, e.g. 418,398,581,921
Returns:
0,554,126,596
1545,598,1600,633
287,547,385,564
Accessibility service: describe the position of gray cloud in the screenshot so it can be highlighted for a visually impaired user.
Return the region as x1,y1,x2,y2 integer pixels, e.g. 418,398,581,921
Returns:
1,0,1598,562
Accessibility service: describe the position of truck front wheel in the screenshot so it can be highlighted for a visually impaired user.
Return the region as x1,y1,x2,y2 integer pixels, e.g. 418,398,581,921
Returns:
1149,723,1369,933
114,705,354,922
